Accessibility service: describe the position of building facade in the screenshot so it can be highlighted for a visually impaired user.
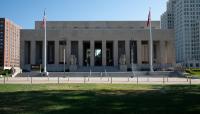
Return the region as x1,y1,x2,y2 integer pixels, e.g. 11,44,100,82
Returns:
0,18,21,69
161,0,176,29
161,0,200,68
21,21,175,72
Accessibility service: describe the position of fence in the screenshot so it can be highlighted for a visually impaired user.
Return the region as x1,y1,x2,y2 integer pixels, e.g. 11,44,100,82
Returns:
0,74,199,85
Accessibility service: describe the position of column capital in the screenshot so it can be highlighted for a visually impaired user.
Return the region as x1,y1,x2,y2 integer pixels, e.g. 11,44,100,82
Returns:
78,39,83,42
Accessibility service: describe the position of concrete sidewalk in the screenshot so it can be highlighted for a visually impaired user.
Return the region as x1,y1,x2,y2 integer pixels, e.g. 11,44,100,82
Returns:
0,76,200,85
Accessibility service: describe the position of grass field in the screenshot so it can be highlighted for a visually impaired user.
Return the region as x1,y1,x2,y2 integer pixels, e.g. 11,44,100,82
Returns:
186,69,200,78
0,84,200,114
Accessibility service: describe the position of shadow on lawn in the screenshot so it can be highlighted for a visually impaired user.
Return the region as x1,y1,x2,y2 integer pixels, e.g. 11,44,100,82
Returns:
0,86,200,114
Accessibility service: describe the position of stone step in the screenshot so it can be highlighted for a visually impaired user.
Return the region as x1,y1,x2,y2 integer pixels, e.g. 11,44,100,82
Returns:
77,66,119,72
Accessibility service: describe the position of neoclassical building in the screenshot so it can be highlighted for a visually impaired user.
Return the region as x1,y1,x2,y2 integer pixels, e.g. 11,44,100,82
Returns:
20,21,175,72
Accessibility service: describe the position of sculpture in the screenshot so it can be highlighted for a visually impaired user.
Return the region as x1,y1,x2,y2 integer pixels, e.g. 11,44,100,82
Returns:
11,66,15,74
119,54,126,65
70,55,77,65
69,55,77,72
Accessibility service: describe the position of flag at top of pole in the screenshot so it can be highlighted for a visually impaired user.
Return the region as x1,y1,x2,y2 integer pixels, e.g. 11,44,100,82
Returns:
147,8,154,72
42,10,46,29
147,9,151,27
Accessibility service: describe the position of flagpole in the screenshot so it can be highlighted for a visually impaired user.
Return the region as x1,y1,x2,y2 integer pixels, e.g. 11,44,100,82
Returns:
149,8,154,72
44,10,47,75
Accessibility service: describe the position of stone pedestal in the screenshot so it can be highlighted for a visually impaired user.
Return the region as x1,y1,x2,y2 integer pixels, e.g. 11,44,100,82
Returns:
131,64,138,71
42,72,49,76
69,65,77,72
120,65,127,72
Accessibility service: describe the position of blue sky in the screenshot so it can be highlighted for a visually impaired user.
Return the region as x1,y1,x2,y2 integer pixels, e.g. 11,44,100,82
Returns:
0,0,168,29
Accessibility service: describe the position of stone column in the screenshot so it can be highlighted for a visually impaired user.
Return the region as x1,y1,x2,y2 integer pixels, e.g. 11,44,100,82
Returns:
31,41,35,65
21,41,25,66
125,40,130,66
160,41,165,64
54,41,59,65
78,40,83,66
66,40,71,65
137,40,142,65
114,40,118,66
168,41,176,64
102,40,106,66
90,40,95,66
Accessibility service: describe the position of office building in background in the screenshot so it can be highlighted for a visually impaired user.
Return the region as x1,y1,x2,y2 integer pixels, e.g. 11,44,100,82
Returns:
161,0,200,68
0,18,21,69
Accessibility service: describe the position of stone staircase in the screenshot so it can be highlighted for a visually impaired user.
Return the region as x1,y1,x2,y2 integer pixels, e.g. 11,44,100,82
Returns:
76,66,120,72
11,67,22,77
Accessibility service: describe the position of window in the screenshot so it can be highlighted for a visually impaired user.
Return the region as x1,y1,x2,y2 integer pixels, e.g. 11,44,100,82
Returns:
190,63,193,67
196,63,199,67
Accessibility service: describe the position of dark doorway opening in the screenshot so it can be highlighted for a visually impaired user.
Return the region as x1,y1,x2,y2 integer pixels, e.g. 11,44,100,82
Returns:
47,41,55,64
118,41,125,63
95,41,102,66
71,41,78,65
130,41,137,64
106,41,113,66
83,41,90,66
24,41,31,64
36,41,43,65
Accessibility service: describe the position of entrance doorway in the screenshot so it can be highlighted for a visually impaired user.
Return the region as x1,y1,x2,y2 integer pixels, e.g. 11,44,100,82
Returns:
106,41,113,66
130,41,137,64
36,41,43,65
95,41,102,66
83,41,90,66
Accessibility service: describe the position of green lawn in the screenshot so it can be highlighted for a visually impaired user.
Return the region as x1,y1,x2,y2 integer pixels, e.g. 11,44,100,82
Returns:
193,72,200,77
186,69,200,78
0,84,200,114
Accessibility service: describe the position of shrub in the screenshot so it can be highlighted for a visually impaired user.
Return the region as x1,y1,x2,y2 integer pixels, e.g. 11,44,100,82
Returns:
0,69,12,76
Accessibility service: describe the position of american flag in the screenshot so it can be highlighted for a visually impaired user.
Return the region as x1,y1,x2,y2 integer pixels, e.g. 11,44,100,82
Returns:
42,10,46,29
147,9,151,27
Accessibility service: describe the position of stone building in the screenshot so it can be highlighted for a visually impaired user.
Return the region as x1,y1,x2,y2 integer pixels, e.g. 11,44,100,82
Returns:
20,21,175,72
